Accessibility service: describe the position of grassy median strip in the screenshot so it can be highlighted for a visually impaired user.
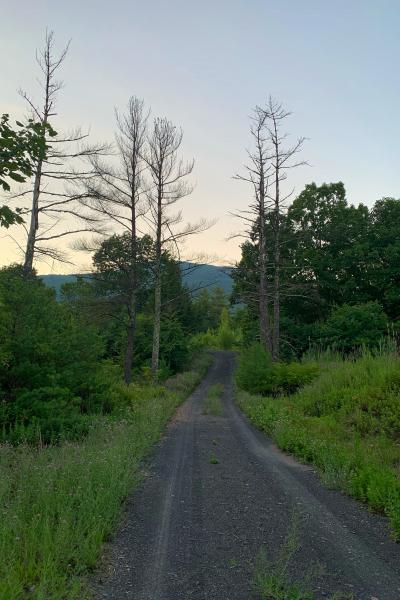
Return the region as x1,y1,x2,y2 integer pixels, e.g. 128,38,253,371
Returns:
237,351,400,540
203,383,224,416
0,353,211,600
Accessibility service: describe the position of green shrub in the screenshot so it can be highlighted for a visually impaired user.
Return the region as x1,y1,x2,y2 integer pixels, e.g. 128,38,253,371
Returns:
3,387,89,444
188,309,241,351
236,344,318,396
188,330,216,351
236,344,275,394
275,362,319,394
318,302,388,353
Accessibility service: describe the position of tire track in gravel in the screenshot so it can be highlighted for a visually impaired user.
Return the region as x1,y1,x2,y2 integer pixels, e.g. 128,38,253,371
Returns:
92,351,400,600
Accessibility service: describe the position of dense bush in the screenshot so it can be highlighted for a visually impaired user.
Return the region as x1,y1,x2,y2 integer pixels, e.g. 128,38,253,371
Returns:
235,344,318,395
235,344,274,394
0,266,110,443
188,308,241,351
317,302,388,353
130,313,190,378
9,387,88,444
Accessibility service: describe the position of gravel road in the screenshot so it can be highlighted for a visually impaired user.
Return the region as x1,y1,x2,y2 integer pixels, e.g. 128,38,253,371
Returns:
93,351,400,600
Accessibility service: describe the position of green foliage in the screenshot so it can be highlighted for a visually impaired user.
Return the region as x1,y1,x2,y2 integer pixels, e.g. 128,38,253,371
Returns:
238,351,400,539
0,114,57,226
191,286,229,332
9,387,87,444
236,344,274,394
236,344,318,396
0,266,109,443
160,314,189,373
89,233,193,377
232,182,400,356
216,307,236,349
0,353,210,599
318,302,388,353
189,307,241,351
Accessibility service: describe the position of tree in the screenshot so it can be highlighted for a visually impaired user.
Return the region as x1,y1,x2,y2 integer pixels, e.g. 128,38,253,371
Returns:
82,97,149,383
234,106,272,352
11,31,107,275
367,198,400,319
0,265,106,442
262,98,306,360
192,287,229,332
234,98,306,360
145,117,202,380
319,302,388,353
0,113,55,227
287,182,370,310
232,182,371,356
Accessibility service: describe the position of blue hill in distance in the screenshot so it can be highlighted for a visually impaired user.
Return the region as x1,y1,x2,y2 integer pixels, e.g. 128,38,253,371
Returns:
41,262,233,298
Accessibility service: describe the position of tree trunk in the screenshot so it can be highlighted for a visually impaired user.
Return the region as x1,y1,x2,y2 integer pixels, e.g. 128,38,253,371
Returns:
151,262,162,381
151,188,162,382
272,237,280,361
259,180,272,352
23,159,43,276
272,163,280,361
124,186,138,384
124,293,136,385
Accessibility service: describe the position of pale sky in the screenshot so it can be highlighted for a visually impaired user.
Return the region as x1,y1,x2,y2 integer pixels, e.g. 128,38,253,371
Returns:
1,0,399,273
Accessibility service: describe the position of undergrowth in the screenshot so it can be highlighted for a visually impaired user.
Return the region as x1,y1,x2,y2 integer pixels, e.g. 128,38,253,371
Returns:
0,352,211,600
237,351,400,539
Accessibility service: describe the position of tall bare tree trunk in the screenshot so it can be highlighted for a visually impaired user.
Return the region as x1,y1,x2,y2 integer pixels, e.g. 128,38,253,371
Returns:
83,97,147,384
265,98,306,361
124,301,136,384
23,160,42,276
259,171,272,352
145,118,195,383
151,193,162,380
124,204,138,384
272,168,280,361
234,107,272,352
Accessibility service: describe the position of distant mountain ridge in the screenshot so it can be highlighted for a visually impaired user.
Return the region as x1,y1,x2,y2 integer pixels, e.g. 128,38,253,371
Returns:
41,263,233,297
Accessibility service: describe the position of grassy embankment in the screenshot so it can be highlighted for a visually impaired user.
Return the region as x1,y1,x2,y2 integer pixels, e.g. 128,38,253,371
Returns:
0,352,211,600
237,351,400,539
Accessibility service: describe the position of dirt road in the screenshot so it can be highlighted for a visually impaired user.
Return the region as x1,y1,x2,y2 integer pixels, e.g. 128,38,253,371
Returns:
93,352,400,599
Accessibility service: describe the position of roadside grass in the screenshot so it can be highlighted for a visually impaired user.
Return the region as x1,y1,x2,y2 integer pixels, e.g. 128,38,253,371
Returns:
254,518,353,600
0,352,211,600
237,351,400,539
203,383,224,416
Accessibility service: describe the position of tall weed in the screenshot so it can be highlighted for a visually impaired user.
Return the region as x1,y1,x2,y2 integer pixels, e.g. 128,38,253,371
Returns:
0,352,211,599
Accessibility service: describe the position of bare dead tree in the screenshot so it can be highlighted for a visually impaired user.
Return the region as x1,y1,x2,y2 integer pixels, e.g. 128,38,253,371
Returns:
234,106,273,352
144,117,208,381
12,31,107,275
263,97,306,360
80,96,149,384
234,98,306,360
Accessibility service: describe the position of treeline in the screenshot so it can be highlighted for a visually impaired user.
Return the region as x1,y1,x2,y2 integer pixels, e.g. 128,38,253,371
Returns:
232,100,400,360
0,32,221,443
0,259,229,443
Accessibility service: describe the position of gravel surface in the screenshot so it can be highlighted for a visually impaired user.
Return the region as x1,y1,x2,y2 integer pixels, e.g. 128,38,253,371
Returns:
92,351,400,599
